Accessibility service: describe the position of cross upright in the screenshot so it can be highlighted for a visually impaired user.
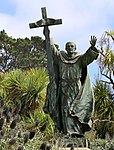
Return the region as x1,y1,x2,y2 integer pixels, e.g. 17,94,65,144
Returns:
29,7,62,79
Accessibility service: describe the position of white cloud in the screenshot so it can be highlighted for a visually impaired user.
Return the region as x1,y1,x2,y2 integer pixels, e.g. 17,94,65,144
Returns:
0,0,114,81
0,0,114,50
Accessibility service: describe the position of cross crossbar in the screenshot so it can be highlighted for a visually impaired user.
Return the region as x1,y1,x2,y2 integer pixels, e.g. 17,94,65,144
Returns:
29,7,62,28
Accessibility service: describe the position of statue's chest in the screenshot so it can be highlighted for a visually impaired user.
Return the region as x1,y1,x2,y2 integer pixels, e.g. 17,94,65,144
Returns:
59,61,82,79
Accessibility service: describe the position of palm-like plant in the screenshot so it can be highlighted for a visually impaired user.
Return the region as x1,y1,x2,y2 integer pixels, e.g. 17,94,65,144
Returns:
21,68,49,113
94,79,114,120
0,72,5,98
93,79,114,139
2,68,49,115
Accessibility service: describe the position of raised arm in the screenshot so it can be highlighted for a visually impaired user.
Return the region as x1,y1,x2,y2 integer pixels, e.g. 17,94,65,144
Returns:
43,26,60,58
43,26,56,79
81,36,99,67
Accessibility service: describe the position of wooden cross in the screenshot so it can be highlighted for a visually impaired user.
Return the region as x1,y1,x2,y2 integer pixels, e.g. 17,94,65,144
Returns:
29,7,62,79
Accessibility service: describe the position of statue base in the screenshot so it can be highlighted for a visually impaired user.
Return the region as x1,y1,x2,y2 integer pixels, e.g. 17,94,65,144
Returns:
59,148,90,150
55,135,90,149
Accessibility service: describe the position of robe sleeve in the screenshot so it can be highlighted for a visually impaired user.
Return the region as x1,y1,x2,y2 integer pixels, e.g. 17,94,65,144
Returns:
80,46,99,67
50,38,59,54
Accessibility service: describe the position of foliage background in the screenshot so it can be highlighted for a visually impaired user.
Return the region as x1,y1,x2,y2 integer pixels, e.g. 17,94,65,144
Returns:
0,30,114,149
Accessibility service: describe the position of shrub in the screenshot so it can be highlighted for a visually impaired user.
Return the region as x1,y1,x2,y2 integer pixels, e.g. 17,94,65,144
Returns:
90,139,114,150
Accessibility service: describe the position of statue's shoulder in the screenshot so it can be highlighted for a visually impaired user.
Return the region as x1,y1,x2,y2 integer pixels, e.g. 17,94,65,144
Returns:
60,50,67,58
60,50,66,55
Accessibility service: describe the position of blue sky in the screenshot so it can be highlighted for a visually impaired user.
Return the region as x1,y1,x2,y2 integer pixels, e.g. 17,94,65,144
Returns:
0,1,16,15
0,0,114,82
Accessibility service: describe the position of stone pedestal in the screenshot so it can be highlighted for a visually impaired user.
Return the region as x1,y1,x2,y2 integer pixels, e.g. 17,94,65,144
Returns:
57,135,89,147
59,148,90,150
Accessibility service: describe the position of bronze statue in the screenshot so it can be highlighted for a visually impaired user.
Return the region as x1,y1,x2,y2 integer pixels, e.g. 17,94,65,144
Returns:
44,34,99,137
29,7,99,138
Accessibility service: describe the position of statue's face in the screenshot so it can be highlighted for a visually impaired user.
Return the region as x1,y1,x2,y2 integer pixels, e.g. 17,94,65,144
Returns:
65,42,76,55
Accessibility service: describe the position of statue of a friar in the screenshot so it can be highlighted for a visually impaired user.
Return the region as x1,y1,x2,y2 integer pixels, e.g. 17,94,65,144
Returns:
43,28,99,137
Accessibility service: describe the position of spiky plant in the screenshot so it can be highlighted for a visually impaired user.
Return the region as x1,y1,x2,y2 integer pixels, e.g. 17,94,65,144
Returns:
93,79,114,139
2,68,49,115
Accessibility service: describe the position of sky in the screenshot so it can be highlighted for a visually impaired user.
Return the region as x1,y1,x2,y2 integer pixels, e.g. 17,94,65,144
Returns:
0,0,114,82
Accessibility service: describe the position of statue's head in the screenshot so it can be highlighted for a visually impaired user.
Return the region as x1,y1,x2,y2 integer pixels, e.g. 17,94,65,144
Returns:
65,42,76,56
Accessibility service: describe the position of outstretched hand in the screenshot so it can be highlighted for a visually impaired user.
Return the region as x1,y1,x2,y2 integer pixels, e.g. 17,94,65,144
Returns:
90,36,97,47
